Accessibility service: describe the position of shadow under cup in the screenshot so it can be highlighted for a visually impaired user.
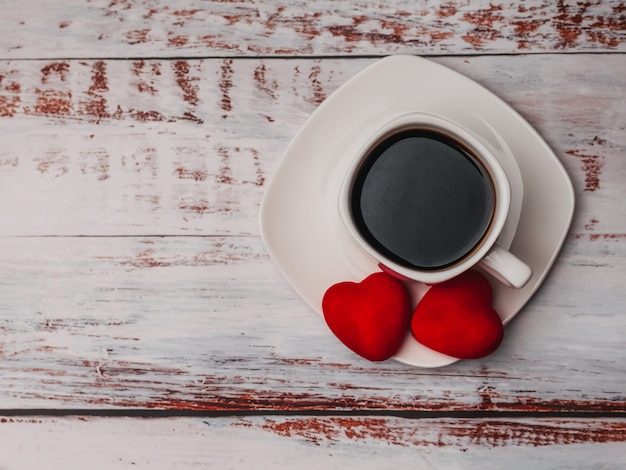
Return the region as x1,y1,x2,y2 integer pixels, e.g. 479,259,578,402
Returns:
346,121,500,275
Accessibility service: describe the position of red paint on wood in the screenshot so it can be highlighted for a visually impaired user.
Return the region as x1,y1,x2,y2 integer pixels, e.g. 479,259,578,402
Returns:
253,64,278,100
571,232,626,241
41,62,69,84
553,0,626,49
378,18,413,41
566,150,604,192
121,146,158,176
437,3,457,18
178,111,204,124
6,2,623,55
127,29,151,45
33,89,73,116
173,9,202,17
135,194,161,210
586,11,626,47
7,373,625,412
326,24,410,46
512,18,550,48
120,248,172,268
307,65,326,106
34,150,69,177
247,148,265,187
175,167,208,181
0,156,18,167
429,30,455,43
449,420,626,447
251,417,626,448
132,60,158,95
216,145,234,184
0,75,21,117
29,63,73,117
570,216,619,242
3,80,20,94
462,4,505,29
68,381,626,413
261,418,396,446
132,60,144,77
171,9,201,28
173,60,199,106
142,7,167,20
219,59,234,115
89,61,108,93
0,418,48,424
80,148,110,181
111,105,123,119
168,34,189,47
129,109,165,122
290,11,325,40
477,386,625,413
199,34,242,51
178,199,211,214
80,61,111,123
105,0,133,16
461,27,502,48
554,0,586,48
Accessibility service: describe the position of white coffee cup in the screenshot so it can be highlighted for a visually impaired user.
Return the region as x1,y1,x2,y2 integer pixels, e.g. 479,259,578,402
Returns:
338,112,532,288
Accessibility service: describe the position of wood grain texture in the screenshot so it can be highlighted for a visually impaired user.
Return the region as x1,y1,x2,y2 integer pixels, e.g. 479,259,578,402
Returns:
0,55,624,236
1,417,626,469
1,0,625,58
0,234,624,411
2,0,625,465
0,54,625,411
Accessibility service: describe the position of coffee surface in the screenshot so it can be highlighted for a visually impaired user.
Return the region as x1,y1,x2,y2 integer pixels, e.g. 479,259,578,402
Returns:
351,129,495,270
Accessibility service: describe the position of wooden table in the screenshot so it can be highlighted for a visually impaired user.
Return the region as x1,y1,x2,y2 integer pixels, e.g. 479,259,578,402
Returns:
1,1,625,467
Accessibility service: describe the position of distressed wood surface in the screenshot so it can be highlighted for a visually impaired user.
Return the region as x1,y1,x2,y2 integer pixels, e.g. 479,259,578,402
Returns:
1,0,625,58
1,417,626,469
0,55,625,412
1,234,625,411
1,0,626,466
0,55,624,236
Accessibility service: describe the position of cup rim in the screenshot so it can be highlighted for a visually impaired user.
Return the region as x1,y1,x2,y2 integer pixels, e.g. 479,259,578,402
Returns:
338,111,511,283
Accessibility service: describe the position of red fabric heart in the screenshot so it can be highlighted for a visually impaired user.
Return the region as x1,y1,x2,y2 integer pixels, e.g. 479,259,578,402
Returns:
410,270,503,359
322,272,411,362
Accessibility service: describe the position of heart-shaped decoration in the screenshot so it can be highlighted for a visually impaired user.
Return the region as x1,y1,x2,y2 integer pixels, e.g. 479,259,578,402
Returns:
322,272,411,362
410,270,503,359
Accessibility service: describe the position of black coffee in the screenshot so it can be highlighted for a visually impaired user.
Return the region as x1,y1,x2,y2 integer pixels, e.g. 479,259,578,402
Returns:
351,129,495,270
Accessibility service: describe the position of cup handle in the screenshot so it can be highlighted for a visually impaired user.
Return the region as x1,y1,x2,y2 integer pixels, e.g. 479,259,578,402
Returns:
478,244,532,289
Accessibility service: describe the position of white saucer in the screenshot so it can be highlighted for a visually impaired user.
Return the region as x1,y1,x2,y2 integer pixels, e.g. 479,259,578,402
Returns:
259,55,575,368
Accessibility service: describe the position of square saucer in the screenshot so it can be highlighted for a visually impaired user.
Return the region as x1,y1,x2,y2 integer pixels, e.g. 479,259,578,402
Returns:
259,55,575,368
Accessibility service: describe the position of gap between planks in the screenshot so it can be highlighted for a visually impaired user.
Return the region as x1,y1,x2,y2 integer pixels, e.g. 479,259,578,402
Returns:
2,50,626,62
1,409,626,419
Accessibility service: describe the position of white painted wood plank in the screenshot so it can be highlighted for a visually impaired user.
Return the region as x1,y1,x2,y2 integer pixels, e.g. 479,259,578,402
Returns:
0,234,624,410
0,55,624,236
1,0,625,59
1,417,625,469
